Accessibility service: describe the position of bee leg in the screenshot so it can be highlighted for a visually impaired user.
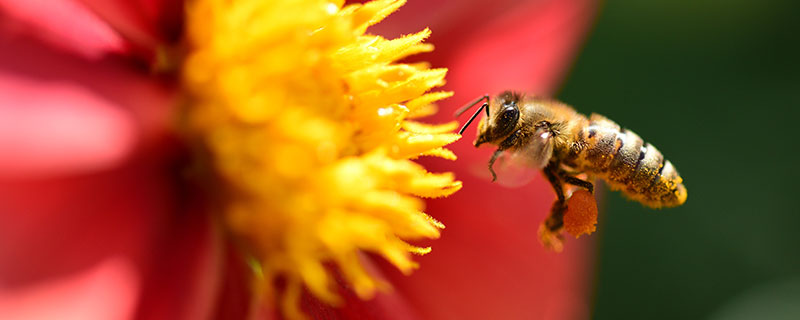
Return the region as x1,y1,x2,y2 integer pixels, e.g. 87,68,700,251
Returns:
555,168,594,193
543,163,566,232
487,149,504,182
562,176,594,193
487,130,522,182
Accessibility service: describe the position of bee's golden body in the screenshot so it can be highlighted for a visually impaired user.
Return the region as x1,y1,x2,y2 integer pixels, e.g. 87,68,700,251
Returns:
461,91,686,212
558,113,687,208
456,91,687,249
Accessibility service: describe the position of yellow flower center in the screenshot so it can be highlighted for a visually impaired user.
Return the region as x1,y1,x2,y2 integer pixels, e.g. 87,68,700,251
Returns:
181,0,461,317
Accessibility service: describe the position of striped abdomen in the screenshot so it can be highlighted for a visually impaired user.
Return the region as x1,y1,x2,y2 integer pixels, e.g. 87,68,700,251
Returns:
568,115,687,208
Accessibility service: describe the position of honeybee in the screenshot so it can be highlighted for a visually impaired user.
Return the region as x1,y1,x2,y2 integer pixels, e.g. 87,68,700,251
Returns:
456,91,687,243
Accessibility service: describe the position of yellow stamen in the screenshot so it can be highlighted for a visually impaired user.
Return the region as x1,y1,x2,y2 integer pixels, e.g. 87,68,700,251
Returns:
181,0,460,318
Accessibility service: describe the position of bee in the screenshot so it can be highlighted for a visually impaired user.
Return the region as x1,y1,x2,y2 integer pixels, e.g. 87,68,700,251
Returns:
456,91,687,238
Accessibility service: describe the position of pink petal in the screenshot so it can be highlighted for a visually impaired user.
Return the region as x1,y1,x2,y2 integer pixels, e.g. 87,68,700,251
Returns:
0,161,171,319
0,257,140,320
0,8,222,317
211,244,258,320
134,199,226,320
300,289,422,320
373,0,599,319
445,0,597,96
381,178,593,320
0,77,137,178
0,27,175,179
0,157,226,320
297,259,423,320
374,0,596,96
77,0,184,56
0,0,128,59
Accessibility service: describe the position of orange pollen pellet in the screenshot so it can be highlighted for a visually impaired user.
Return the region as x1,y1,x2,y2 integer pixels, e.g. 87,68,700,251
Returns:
563,189,598,238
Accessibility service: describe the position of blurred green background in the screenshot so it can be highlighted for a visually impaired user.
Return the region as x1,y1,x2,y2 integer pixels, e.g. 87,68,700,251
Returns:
557,0,800,319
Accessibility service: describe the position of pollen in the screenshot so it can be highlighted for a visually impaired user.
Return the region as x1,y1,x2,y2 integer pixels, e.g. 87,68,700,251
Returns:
180,0,460,318
563,189,598,238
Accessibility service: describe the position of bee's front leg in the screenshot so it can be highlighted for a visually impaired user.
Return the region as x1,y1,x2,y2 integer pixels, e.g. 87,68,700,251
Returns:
487,149,504,182
487,130,522,182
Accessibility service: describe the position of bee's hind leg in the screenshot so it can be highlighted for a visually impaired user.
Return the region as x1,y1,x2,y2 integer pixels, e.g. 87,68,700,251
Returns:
561,175,594,193
543,164,567,226
555,167,594,193
540,165,597,251
543,164,567,229
540,163,568,251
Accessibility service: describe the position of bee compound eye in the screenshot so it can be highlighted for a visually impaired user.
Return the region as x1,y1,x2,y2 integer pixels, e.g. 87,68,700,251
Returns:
494,105,519,136
501,105,518,123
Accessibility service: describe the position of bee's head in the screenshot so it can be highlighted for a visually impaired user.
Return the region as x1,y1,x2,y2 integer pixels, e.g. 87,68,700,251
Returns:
456,91,521,147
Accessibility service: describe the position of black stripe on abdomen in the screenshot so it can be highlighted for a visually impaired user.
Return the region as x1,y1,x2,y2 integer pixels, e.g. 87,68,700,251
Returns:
584,123,620,172
628,142,664,194
607,129,644,184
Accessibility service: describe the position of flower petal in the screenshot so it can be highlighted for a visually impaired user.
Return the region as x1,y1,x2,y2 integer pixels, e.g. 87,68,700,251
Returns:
134,200,226,320
77,0,185,56
299,257,423,320
0,30,175,179
212,244,260,320
0,257,140,320
443,0,597,96
0,152,231,320
372,0,599,318
0,162,170,320
373,0,597,96
381,176,595,319
0,0,128,59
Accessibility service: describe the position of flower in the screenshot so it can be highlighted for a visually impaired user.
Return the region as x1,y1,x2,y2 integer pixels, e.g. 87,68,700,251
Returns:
0,0,221,319
0,0,597,319
364,0,600,318
181,0,461,317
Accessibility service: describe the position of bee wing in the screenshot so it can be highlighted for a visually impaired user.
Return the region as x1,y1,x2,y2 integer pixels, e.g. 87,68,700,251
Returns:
487,150,537,187
473,128,555,188
516,128,555,169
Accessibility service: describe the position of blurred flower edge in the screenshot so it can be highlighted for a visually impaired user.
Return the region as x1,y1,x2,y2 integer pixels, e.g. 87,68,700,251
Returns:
0,0,597,319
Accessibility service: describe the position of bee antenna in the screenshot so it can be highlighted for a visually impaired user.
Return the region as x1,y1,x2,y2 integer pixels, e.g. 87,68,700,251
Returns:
455,94,490,135
454,94,490,117
458,102,489,135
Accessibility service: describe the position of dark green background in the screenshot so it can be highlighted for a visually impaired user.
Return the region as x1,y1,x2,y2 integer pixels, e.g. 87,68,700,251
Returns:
557,0,800,319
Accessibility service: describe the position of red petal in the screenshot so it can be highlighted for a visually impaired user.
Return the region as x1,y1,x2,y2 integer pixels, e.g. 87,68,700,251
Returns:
297,258,423,320
0,8,222,317
373,0,599,319
0,0,129,59
0,257,140,319
211,243,258,320
382,177,594,320
299,290,421,320
134,198,226,320
0,28,175,179
443,0,597,96
77,0,184,56
374,0,596,97
0,156,229,320
0,160,173,319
